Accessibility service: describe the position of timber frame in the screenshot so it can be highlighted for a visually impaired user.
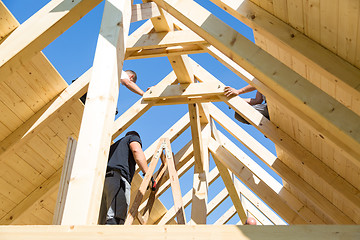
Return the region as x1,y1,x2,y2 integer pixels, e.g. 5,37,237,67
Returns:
0,0,360,239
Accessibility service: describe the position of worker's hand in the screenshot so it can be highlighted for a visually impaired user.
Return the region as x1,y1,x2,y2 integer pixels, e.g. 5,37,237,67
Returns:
224,86,240,98
150,177,157,191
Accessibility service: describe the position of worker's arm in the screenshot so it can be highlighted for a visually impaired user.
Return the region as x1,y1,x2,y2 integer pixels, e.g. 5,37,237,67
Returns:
244,91,264,105
224,84,256,98
129,141,148,175
121,78,145,96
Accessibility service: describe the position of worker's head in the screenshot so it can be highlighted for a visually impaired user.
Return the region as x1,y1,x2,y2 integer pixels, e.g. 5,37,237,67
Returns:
125,70,137,83
126,131,140,138
245,217,257,225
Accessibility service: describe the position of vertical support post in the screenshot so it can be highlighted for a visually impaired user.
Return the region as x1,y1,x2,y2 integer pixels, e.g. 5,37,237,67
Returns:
188,103,209,224
61,0,131,225
53,137,77,225
164,138,186,224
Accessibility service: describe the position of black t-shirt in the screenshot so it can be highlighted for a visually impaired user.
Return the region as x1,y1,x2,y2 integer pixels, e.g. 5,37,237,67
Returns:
107,134,142,184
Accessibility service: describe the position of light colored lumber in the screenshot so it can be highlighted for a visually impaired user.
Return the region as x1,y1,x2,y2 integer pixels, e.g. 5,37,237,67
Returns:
125,45,205,60
0,2,19,40
112,70,177,140
210,119,247,224
168,55,194,84
53,137,77,225
209,103,354,224
158,166,220,225
127,30,205,52
131,2,161,23
0,168,61,225
125,139,165,225
153,0,360,168
214,206,236,225
209,0,360,105
189,122,209,224
208,138,310,224
0,0,102,81
143,82,224,101
221,96,360,223
0,68,90,163
164,138,186,224
151,95,222,106
207,187,228,216
1,225,359,239
61,0,131,225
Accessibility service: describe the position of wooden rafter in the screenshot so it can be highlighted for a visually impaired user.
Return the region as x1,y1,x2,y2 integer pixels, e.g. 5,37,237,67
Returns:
152,0,360,170
0,0,102,81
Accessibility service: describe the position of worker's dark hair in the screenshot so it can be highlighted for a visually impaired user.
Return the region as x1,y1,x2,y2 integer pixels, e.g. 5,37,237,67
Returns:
126,131,140,138
125,70,137,82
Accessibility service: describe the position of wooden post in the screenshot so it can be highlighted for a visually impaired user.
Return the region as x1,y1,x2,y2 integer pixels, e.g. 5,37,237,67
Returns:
61,0,131,225
53,137,77,225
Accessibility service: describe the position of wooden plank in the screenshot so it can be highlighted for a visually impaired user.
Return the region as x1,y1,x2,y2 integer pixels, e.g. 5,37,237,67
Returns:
127,30,205,51
189,122,209,224
208,138,310,224
214,206,236,225
0,169,61,224
0,0,102,80
0,68,90,164
125,139,164,225
168,55,194,84
1,225,359,239
0,1,19,40
131,2,161,23
126,44,205,60
210,119,247,224
61,0,131,225
164,138,186,224
207,187,228,216
208,0,360,115
53,137,77,225
158,166,220,225
143,82,224,101
211,112,353,224
170,0,360,166
221,96,360,223
112,71,177,140
204,45,360,169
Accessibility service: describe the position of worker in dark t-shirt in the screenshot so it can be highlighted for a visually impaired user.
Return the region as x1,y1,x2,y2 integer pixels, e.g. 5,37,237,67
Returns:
98,131,152,225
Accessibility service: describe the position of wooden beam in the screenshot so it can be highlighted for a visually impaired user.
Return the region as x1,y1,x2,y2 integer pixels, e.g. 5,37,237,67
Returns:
152,0,360,168
221,96,360,223
207,188,228,216
61,0,131,225
210,119,247,224
208,138,313,224
204,44,360,195
131,2,161,23
169,55,194,83
214,206,236,225
127,30,205,51
0,168,62,225
1,225,359,239
112,71,177,140
125,45,206,60
0,68,90,163
151,95,222,106
158,166,220,225
164,138,186,224
209,0,360,111
189,122,209,224
234,177,286,225
0,0,102,81
190,57,360,223
53,137,77,225
188,104,204,171
209,103,355,224
143,82,224,101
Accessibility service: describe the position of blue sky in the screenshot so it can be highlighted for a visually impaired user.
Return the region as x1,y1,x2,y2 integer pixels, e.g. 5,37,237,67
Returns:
4,0,282,224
